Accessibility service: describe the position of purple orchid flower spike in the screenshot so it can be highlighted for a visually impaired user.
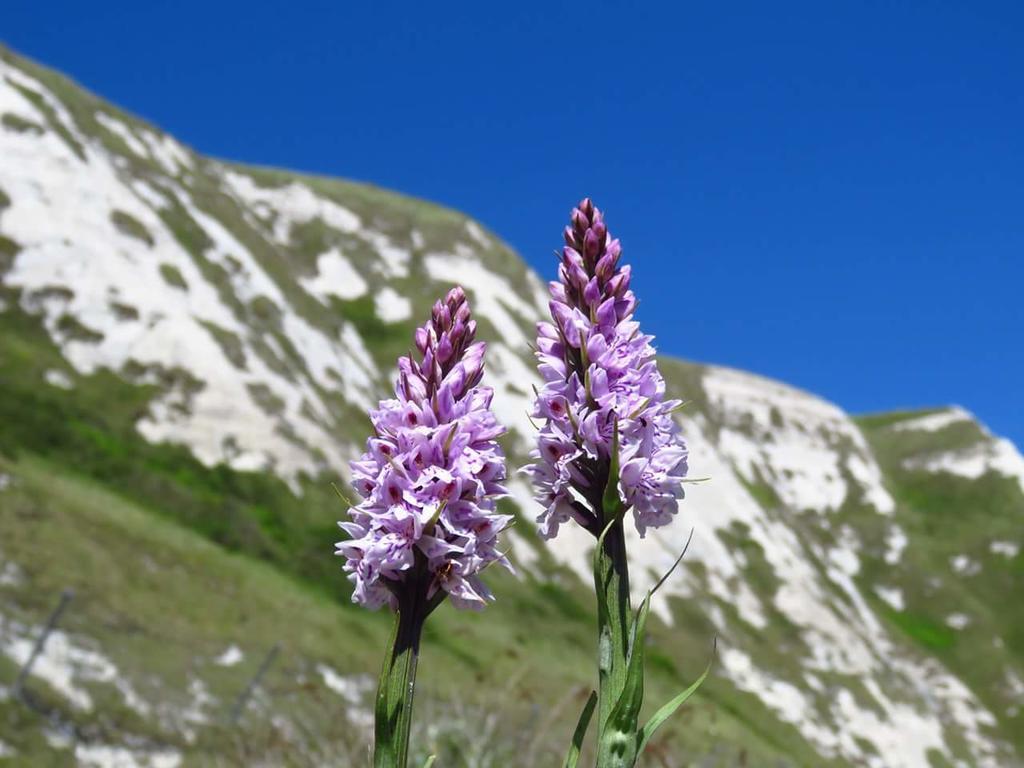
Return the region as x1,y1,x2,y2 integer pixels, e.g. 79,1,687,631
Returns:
526,199,688,540
526,201,704,768
336,286,512,768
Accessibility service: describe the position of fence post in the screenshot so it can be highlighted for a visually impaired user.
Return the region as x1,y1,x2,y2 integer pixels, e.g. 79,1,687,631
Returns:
15,589,74,702
229,643,280,724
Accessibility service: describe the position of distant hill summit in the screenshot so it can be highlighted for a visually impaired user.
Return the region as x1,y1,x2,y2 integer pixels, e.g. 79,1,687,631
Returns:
1,44,1022,766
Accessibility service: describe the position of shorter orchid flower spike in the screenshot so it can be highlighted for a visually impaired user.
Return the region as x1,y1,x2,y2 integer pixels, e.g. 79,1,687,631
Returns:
336,286,513,611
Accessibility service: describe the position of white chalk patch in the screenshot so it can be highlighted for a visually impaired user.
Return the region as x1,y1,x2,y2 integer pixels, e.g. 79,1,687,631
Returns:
131,180,168,210
0,619,147,715
213,644,244,667
703,366,895,515
464,221,491,248
484,343,542,451
1005,669,1024,701
94,112,149,159
891,407,972,433
363,230,410,279
139,129,193,177
317,664,373,730
884,525,908,565
505,476,540,568
44,368,73,389
990,540,1020,558
950,555,981,576
874,586,904,611
0,560,23,587
175,677,214,743
300,247,367,303
374,286,412,323
903,433,1024,494
75,744,182,768
43,727,72,750
946,613,970,630
222,170,360,243
424,249,538,349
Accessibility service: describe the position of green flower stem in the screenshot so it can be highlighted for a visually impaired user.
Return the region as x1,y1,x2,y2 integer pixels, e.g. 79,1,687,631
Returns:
595,515,632,745
374,586,427,768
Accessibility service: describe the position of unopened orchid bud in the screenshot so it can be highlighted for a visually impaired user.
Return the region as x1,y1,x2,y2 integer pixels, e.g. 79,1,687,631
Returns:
449,319,466,348
595,253,615,281
583,228,601,263
446,285,465,306
414,326,430,354
579,197,595,220
606,238,622,262
437,333,454,363
571,208,588,235
437,304,452,330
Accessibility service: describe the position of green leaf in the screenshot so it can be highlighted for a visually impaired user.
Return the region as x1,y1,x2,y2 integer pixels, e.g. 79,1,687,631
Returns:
593,519,616,618
636,642,715,757
593,519,615,681
421,756,436,768
562,690,598,768
373,604,424,768
597,592,652,767
374,608,402,742
331,481,355,508
651,527,694,598
602,418,622,520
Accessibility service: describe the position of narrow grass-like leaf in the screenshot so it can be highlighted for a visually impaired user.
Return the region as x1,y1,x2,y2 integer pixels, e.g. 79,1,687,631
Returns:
373,609,402,764
593,518,617,626
562,690,598,768
421,756,436,768
651,527,694,598
636,639,716,757
331,481,355,508
593,515,632,755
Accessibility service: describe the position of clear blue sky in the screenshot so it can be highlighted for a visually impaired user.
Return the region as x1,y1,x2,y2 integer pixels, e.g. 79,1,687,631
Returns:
5,2,1023,445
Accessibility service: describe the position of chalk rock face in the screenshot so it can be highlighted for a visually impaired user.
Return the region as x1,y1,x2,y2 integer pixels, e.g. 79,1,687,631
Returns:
1,45,1022,767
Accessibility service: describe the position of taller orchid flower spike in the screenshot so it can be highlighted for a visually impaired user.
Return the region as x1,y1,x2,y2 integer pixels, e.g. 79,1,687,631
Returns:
528,199,689,540
526,200,709,768
336,287,512,768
